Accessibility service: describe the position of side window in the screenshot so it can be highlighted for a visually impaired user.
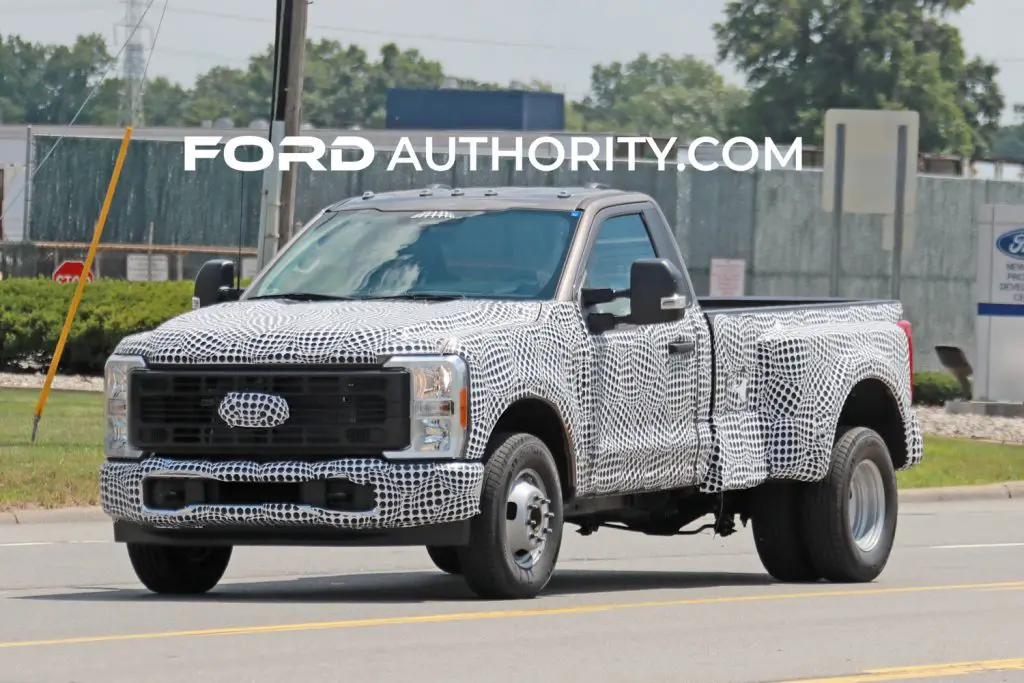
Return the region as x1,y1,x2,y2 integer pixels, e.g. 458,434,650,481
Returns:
582,213,657,318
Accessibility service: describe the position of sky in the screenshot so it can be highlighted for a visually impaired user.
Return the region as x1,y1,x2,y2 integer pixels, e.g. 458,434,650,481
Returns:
1,0,1022,123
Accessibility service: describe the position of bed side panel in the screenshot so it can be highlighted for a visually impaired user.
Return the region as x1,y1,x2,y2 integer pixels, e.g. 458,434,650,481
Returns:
703,302,920,493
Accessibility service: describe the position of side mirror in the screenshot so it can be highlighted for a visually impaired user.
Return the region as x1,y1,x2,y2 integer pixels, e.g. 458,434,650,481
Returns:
192,259,240,309
629,258,687,325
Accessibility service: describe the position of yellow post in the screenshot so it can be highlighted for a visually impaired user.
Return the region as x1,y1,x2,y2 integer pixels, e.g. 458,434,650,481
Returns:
31,127,133,442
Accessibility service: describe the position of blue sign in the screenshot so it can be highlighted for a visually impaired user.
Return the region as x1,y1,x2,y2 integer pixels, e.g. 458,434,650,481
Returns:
996,227,1024,260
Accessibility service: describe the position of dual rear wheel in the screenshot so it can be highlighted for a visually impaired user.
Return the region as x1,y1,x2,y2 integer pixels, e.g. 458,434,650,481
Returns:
751,426,899,583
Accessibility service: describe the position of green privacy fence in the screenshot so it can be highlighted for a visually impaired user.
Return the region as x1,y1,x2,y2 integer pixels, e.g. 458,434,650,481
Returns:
26,135,680,248
20,133,1024,371
28,135,263,247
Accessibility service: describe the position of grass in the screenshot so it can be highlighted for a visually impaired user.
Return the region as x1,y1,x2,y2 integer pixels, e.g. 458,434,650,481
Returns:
896,436,1024,488
0,387,1022,510
0,387,105,510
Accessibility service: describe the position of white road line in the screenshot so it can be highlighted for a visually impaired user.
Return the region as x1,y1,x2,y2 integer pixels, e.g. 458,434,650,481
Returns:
0,540,111,549
932,542,1024,549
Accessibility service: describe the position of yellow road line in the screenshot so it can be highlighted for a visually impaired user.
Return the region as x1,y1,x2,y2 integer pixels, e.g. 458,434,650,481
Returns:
781,657,1024,682
1,579,1021,650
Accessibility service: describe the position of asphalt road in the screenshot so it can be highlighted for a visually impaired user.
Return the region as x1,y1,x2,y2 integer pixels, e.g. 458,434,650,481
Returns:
1,498,1023,683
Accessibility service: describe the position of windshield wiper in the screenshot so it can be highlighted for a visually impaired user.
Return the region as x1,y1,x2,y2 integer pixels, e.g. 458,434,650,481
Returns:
247,292,355,301
363,293,467,302
248,292,466,302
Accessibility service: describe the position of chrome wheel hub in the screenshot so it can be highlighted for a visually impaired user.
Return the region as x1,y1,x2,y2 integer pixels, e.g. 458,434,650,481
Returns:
504,468,554,570
848,459,885,552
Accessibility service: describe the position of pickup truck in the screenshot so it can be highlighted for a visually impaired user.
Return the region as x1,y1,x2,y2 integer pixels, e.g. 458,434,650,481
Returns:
101,185,923,599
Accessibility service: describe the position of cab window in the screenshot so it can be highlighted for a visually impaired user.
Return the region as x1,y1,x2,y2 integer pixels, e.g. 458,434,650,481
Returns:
582,213,657,317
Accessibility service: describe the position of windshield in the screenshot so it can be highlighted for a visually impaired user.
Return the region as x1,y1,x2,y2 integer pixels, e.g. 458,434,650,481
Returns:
244,208,580,301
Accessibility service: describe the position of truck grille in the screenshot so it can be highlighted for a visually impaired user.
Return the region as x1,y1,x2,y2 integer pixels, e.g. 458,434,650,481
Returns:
128,368,410,456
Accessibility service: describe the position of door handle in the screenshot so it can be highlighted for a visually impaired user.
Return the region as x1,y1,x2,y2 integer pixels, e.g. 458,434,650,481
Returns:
668,340,695,355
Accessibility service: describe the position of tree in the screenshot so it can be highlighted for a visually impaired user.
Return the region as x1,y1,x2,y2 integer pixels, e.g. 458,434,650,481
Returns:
171,39,450,128
0,33,118,125
140,77,189,126
571,53,747,138
992,104,1024,162
1,33,748,136
182,65,262,126
713,0,1004,157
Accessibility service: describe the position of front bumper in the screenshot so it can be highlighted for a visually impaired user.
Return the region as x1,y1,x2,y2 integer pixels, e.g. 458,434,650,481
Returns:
100,456,485,533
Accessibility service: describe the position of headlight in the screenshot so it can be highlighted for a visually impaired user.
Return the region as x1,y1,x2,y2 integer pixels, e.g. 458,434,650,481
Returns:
104,354,146,459
383,355,468,459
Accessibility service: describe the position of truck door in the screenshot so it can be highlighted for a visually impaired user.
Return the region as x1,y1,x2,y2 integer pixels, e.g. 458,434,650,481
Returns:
578,207,703,496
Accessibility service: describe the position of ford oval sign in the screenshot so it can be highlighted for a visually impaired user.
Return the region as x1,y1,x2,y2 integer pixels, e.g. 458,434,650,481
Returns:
218,391,290,429
996,228,1024,260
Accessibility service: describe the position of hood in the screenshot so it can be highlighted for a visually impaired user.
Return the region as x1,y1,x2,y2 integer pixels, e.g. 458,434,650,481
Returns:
115,298,543,365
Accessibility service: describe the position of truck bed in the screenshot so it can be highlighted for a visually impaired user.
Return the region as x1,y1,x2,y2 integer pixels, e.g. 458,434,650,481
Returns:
699,296,894,312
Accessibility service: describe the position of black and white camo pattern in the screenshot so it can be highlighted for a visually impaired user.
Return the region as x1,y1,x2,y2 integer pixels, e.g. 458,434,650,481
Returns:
100,457,483,528
217,391,290,429
702,302,923,493
101,297,922,529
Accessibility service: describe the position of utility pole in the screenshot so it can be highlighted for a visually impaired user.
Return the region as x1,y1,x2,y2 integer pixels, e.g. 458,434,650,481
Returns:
256,0,308,269
256,0,308,268
277,0,309,248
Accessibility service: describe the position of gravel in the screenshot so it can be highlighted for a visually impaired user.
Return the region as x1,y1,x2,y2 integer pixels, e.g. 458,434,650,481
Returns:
0,372,103,393
2,372,1021,445
914,406,1024,445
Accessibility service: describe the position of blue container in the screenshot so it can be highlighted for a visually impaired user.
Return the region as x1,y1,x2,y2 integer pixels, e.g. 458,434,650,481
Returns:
385,88,565,130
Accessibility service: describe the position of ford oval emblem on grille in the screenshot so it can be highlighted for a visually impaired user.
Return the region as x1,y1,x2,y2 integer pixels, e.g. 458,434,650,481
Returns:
217,391,290,429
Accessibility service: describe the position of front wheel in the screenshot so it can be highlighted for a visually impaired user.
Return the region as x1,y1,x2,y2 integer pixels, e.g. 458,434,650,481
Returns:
126,543,232,595
802,426,899,582
458,432,564,599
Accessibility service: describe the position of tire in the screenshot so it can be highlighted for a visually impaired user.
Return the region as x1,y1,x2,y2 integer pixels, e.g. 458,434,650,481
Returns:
750,481,821,582
126,543,232,595
426,546,462,575
457,432,564,599
801,426,899,582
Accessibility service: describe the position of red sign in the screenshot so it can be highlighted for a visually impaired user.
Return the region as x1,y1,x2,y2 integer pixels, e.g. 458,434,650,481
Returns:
53,260,94,284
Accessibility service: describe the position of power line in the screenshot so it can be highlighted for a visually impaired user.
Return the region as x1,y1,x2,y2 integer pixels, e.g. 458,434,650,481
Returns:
0,2,118,13
157,46,247,64
132,3,1024,65
136,0,170,122
147,4,718,58
8,1,1024,66
6,0,1024,65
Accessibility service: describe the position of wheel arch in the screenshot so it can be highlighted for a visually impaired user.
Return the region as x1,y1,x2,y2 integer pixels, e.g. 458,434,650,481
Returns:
490,397,576,500
835,377,909,470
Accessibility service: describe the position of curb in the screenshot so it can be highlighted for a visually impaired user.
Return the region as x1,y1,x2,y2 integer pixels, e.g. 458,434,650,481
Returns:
0,506,107,525
1,481,1022,525
898,481,1024,503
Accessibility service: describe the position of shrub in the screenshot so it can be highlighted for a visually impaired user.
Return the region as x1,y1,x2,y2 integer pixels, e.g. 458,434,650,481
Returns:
0,277,193,375
0,278,986,402
913,370,965,406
